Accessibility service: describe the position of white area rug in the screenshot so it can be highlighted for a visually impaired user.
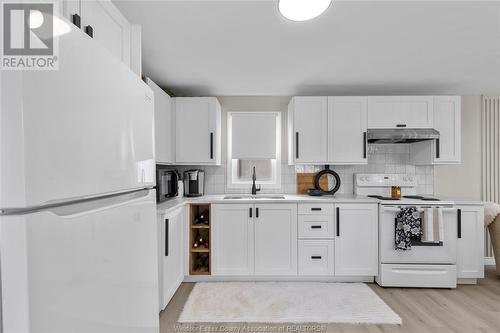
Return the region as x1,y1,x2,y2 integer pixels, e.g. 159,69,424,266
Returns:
178,282,401,324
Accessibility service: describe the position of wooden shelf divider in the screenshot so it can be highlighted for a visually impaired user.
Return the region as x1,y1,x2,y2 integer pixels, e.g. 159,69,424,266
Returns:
189,203,211,275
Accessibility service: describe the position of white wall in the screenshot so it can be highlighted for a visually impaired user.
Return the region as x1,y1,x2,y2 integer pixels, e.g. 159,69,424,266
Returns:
434,96,482,200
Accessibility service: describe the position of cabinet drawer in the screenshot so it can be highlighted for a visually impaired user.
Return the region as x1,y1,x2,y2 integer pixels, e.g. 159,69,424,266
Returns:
298,215,334,239
298,203,333,215
378,264,457,288
298,240,334,276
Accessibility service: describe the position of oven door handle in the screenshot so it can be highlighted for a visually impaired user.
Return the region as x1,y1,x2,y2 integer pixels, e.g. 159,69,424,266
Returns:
380,206,455,213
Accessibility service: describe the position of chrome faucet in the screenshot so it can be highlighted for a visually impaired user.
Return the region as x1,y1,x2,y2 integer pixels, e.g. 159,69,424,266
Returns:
251,166,261,195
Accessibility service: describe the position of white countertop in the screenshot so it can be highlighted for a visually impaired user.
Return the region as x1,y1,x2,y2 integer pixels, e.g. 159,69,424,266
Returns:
157,193,379,214
156,193,484,214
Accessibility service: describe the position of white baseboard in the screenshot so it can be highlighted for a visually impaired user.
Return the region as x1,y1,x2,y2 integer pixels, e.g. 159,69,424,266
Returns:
485,257,496,266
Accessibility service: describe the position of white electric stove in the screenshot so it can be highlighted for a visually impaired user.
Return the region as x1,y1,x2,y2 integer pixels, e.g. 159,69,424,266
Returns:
355,174,459,288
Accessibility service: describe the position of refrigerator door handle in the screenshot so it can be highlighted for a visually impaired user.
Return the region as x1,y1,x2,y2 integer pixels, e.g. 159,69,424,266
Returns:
39,189,151,218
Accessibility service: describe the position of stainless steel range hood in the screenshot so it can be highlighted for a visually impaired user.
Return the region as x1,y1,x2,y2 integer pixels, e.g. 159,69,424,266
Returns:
367,129,440,144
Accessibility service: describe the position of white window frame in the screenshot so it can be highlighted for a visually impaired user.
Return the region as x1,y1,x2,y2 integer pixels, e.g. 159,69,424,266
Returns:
226,112,282,191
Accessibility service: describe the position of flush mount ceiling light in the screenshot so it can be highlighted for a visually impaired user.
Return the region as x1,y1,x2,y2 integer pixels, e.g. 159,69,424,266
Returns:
278,0,332,22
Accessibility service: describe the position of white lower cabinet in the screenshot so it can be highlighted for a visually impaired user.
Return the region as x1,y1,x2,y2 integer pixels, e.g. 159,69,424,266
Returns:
298,240,334,276
457,205,485,279
334,203,378,276
212,203,297,276
212,204,254,275
158,206,184,311
254,204,298,275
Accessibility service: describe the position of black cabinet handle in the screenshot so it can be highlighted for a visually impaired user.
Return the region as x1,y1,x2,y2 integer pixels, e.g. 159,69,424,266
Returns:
311,256,322,260
295,132,299,159
336,207,340,236
210,132,214,159
256,207,259,218
396,124,407,128
436,138,440,159
85,25,94,38
249,207,252,218
165,218,169,256
311,225,322,229
311,207,322,211
363,131,367,158
72,14,81,28
457,209,462,239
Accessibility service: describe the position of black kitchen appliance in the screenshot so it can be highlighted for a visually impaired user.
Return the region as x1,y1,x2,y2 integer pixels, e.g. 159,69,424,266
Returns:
156,165,179,203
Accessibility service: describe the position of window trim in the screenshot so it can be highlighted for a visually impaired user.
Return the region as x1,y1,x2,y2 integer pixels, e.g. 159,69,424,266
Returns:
226,112,282,191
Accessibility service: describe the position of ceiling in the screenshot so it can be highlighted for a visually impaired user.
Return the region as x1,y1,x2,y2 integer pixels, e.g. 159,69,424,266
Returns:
114,0,500,96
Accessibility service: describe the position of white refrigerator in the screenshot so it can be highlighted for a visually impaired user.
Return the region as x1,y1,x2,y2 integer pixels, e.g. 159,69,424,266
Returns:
0,19,159,333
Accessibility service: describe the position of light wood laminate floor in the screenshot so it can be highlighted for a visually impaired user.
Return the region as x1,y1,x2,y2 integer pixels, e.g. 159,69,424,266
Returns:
160,266,500,333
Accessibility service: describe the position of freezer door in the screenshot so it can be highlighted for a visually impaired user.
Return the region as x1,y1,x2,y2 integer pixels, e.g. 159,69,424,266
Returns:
0,21,155,209
0,190,159,333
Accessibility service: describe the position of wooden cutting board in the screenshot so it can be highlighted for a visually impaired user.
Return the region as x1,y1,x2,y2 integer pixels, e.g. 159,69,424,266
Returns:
296,173,328,194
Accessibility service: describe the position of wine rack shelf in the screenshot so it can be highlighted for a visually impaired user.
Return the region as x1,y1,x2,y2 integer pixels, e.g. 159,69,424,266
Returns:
189,204,211,275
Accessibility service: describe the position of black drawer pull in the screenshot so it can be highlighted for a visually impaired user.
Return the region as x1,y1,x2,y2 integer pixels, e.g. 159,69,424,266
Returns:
311,256,322,260
164,218,169,257
72,14,81,28
249,207,252,218
311,207,322,211
311,225,322,229
295,132,299,159
436,138,440,159
210,132,214,159
336,207,340,236
85,25,94,38
396,124,407,128
363,131,367,158
256,207,259,218
457,208,462,239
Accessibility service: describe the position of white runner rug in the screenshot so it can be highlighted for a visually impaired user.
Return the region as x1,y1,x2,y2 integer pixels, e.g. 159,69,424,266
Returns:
178,282,401,324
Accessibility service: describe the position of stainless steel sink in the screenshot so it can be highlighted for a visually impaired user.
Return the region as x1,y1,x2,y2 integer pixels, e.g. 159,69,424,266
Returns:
223,195,285,200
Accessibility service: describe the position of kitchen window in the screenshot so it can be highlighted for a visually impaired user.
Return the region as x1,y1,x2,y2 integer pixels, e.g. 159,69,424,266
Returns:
227,112,281,190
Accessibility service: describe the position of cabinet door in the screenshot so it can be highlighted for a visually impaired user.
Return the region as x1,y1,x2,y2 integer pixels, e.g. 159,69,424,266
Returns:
328,97,368,164
457,205,485,279
368,96,434,129
212,204,254,275
62,0,81,24
335,204,378,276
146,78,174,164
434,96,461,164
254,204,298,275
175,97,221,164
290,97,328,164
159,207,184,310
80,0,131,66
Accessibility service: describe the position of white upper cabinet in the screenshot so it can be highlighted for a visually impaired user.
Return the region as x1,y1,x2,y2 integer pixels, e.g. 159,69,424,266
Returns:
328,97,368,165
254,204,298,276
288,97,328,164
368,96,434,129
62,0,133,69
456,205,484,279
212,204,254,276
175,97,221,165
410,96,461,165
433,96,461,163
146,78,174,164
334,204,378,276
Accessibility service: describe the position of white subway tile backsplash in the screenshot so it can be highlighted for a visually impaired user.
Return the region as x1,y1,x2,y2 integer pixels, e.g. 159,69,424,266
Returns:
173,144,433,196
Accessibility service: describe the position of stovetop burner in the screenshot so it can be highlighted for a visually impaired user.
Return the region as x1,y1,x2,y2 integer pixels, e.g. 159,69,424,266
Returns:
368,195,441,201
367,195,400,201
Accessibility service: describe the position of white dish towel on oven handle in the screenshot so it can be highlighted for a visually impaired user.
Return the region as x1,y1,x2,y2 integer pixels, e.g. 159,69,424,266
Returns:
421,207,444,243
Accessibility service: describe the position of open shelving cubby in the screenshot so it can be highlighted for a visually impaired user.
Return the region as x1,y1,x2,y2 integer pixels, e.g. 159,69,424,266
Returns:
189,204,211,275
